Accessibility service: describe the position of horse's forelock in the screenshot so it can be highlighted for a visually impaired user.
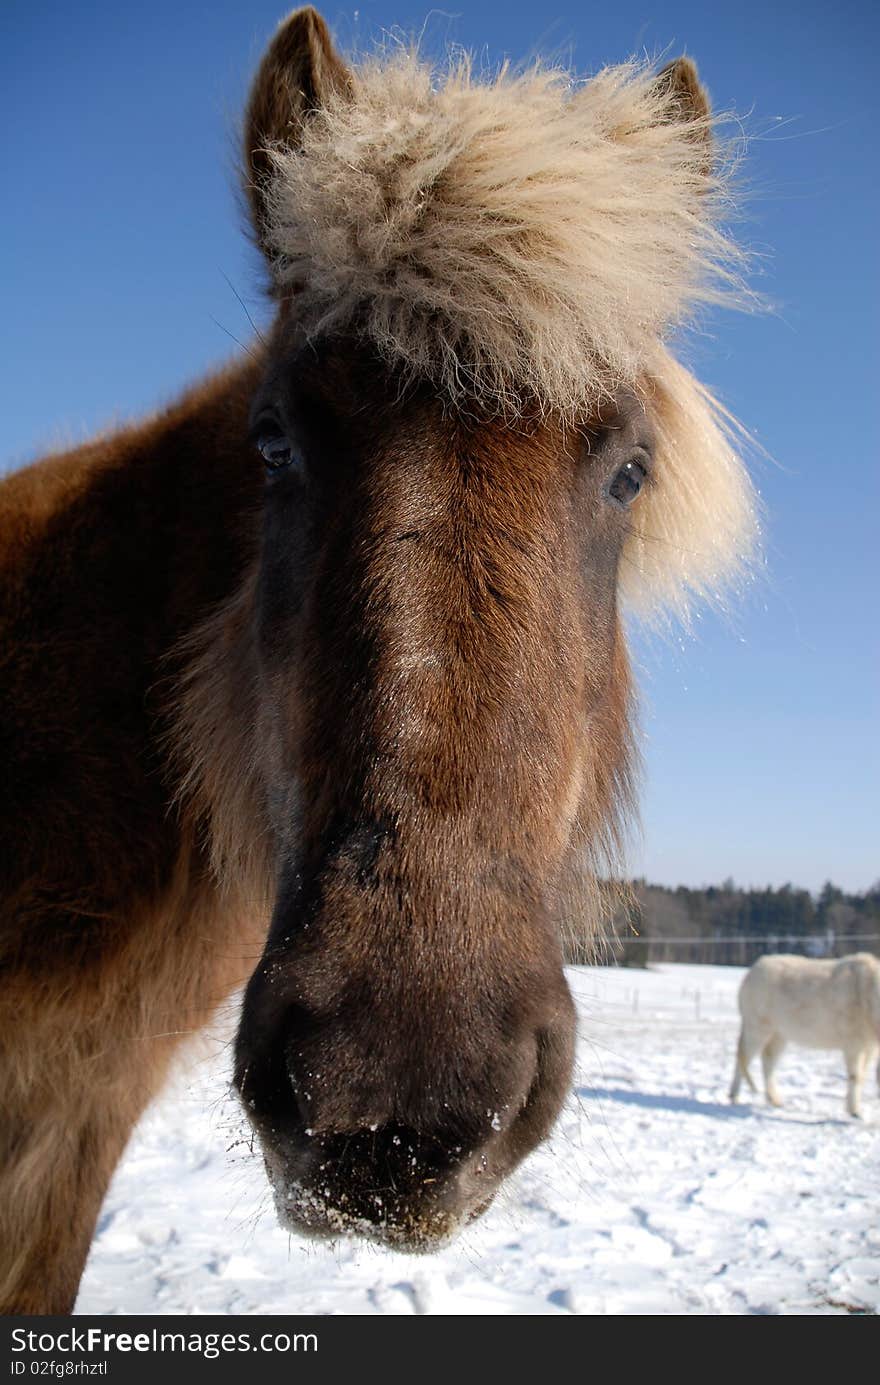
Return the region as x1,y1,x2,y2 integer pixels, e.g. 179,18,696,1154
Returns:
257,48,758,616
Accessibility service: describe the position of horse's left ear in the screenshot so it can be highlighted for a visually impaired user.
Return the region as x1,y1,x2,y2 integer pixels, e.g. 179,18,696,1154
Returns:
652,57,713,173
243,7,353,259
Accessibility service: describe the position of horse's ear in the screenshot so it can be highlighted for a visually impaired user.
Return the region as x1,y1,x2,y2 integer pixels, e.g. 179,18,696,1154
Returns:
243,7,353,258
653,56,713,174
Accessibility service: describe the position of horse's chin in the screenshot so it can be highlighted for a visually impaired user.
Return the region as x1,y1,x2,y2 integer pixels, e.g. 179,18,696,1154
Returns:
262,1149,499,1254
270,1181,466,1253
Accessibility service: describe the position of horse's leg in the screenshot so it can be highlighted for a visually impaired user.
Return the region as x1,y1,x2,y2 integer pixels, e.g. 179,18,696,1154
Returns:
844,1044,868,1119
760,1034,785,1107
0,907,252,1313
729,1023,761,1102
0,864,258,1316
0,1081,149,1315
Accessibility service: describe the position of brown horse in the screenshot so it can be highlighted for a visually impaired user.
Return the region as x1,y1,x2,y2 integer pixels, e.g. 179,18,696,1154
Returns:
0,8,757,1313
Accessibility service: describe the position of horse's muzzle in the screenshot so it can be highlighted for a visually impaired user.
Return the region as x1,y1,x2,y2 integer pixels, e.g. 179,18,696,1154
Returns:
234,982,576,1250
255,1120,500,1251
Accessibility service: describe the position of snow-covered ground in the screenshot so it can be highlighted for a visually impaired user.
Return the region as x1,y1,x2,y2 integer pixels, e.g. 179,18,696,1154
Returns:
76,963,880,1316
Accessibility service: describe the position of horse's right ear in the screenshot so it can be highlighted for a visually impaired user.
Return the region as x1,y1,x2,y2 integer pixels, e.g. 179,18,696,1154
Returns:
652,57,713,177
243,7,353,260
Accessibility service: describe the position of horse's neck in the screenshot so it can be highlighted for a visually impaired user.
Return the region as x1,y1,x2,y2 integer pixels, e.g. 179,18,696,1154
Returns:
1,353,264,661
0,354,264,904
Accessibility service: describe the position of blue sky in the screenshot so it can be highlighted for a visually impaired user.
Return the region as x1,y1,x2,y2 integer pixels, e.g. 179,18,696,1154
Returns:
2,0,877,893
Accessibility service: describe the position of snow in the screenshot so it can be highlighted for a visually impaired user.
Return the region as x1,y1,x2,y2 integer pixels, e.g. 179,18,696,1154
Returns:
76,964,880,1316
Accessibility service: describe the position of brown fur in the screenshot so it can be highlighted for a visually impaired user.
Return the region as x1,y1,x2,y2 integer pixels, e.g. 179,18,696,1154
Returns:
0,362,267,1311
1,8,755,1311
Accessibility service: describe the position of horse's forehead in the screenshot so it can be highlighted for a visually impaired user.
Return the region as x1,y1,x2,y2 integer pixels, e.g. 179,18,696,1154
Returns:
260,330,573,456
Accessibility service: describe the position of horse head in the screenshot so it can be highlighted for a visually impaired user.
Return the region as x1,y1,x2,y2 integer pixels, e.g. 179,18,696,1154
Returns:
183,7,756,1250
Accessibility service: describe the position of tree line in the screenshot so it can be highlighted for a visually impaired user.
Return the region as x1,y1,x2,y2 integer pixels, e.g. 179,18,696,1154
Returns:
564,880,880,967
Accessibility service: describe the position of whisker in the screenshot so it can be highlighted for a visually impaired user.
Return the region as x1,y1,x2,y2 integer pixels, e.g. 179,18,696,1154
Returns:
208,315,261,362
220,270,269,349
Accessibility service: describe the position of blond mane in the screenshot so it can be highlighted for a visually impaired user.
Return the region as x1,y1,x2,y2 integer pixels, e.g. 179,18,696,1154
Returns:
260,48,758,617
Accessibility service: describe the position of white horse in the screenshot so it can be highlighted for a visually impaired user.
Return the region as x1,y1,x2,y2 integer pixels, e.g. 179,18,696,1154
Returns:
730,953,880,1117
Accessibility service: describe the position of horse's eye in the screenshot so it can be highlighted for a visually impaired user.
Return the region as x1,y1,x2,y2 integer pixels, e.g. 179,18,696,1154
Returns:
257,432,297,472
608,458,647,507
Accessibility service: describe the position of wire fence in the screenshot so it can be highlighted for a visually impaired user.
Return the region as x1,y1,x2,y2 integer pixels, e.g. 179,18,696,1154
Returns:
579,931,880,968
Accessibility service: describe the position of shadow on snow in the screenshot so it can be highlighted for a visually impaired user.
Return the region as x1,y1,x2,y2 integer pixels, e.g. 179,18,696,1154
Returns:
576,1085,856,1127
